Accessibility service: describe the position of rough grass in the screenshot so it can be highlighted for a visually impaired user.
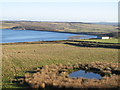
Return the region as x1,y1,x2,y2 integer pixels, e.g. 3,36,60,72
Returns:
0,22,19,29
2,43,118,88
1,21,118,33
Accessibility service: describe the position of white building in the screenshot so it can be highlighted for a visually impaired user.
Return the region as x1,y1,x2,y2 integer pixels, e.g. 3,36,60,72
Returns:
97,36,111,39
101,37,110,39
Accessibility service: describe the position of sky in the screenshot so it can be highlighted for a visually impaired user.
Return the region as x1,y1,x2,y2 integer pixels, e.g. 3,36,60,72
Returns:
0,0,119,22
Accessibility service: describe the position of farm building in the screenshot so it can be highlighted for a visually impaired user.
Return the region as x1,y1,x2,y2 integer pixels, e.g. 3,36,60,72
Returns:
97,36,112,39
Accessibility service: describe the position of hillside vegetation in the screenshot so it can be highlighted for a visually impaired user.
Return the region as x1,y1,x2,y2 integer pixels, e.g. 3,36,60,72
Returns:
1,21,119,37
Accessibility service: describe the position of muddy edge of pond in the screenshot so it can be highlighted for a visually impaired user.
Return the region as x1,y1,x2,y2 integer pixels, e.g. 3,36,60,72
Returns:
14,62,120,89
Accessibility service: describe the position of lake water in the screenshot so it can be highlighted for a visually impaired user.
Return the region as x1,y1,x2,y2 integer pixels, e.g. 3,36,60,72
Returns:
69,70,102,79
1,29,97,43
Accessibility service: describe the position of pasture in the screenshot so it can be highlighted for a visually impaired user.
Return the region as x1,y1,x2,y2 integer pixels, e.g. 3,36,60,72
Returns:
2,43,118,88
78,38,119,43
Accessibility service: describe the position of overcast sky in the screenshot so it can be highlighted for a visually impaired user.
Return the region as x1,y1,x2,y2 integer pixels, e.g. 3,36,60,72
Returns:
1,0,119,22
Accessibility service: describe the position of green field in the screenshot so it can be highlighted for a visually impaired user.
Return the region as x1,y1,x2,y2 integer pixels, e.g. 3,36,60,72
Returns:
78,38,119,43
2,43,118,88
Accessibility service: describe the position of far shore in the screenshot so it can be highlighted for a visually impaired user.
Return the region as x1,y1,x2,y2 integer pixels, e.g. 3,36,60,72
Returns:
2,28,101,36
1,21,118,38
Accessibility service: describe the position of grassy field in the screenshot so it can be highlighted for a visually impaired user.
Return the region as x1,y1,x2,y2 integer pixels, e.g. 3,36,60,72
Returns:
1,21,117,32
2,43,118,88
78,38,119,43
0,22,19,29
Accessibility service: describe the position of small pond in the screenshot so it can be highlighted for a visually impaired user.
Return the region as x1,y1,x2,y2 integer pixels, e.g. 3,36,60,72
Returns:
69,70,102,79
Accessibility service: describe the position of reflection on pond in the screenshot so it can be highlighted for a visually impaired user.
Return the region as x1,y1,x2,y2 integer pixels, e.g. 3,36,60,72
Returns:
69,70,102,79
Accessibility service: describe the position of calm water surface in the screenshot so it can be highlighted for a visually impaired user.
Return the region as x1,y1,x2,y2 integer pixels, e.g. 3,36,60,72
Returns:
1,29,97,43
69,70,102,79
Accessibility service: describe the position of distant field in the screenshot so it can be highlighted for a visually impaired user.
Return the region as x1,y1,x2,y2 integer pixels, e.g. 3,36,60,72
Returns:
2,43,118,88
0,21,119,37
78,38,119,43
0,22,19,29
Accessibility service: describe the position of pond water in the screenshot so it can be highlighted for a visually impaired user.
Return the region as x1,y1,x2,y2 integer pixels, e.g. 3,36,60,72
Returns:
69,70,102,79
1,29,97,43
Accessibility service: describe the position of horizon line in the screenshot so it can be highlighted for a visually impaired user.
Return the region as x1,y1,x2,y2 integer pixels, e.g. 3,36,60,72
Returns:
1,0,119,3
0,20,118,23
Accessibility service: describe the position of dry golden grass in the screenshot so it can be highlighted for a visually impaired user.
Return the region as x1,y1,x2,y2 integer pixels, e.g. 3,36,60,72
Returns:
2,43,118,88
0,22,19,29
1,21,118,33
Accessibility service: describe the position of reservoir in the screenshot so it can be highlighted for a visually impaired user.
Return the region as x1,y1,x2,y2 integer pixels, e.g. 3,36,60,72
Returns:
1,29,97,43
